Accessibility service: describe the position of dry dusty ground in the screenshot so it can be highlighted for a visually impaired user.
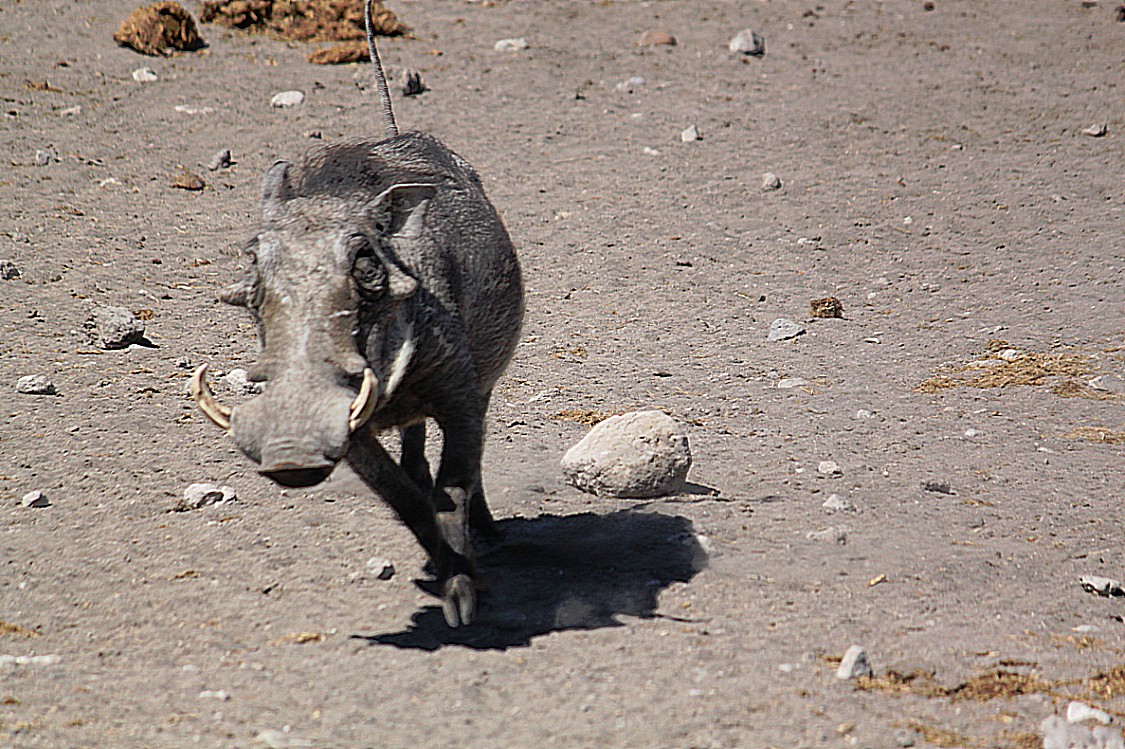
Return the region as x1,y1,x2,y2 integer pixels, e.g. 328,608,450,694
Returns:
1,0,1124,747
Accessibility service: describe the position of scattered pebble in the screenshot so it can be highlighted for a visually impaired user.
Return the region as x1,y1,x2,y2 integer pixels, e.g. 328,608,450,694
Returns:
224,368,262,395
776,377,811,389
365,557,396,580
174,104,213,115
1080,575,1125,598
963,428,980,438
810,296,844,318
761,172,782,191
642,146,661,156
615,76,646,93
807,527,847,544
180,483,237,510
85,306,145,349
996,348,1021,361
1082,123,1108,137
1041,715,1124,749
493,38,528,52
680,124,701,142
132,67,159,82
561,410,692,498
1,260,20,280
206,148,234,171
16,375,56,395
920,480,954,495
34,147,60,166
255,729,315,749
401,68,425,96
199,689,231,701
270,90,305,108
729,29,766,56
1067,701,1112,725
822,494,858,513
0,654,62,668
638,31,677,46
893,727,918,747
836,645,873,679
171,169,206,191
20,490,50,508
1089,374,1125,393
60,105,82,117
767,318,805,341
855,409,874,419
818,460,842,477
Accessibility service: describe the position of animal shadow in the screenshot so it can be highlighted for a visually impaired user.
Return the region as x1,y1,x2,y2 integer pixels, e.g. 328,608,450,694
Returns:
357,508,708,651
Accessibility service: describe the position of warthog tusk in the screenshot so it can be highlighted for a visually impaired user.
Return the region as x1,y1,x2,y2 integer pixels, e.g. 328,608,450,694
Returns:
349,368,378,432
190,364,232,431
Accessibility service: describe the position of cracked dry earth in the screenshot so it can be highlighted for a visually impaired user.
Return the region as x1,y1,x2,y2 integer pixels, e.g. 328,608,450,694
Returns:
1,0,1123,747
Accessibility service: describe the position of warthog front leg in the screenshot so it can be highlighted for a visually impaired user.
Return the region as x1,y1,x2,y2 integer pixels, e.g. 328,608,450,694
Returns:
346,428,478,626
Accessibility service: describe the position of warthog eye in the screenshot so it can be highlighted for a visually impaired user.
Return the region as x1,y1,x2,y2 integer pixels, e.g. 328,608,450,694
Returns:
351,235,388,299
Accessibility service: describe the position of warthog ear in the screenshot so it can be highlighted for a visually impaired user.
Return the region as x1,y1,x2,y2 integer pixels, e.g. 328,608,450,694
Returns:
261,160,294,215
373,183,436,240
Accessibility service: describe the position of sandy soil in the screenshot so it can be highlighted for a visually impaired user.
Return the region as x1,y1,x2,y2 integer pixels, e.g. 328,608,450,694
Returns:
1,1,1124,747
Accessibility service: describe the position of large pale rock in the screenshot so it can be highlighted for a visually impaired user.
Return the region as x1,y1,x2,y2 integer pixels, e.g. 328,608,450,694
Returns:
561,410,692,498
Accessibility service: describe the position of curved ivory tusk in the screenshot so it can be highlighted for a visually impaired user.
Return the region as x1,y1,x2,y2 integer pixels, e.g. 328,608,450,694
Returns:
349,368,378,432
190,364,232,431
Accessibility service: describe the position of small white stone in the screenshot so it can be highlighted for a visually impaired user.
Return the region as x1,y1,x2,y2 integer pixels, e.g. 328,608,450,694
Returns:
1089,374,1125,393
207,148,234,171
34,148,59,166
224,368,262,395
494,38,529,52
16,375,56,395
855,409,874,419
21,490,50,508
270,90,305,109
729,29,766,56
776,377,810,389
183,483,236,509
818,460,842,477
199,689,231,701
963,428,980,438
1042,715,1125,749
807,527,847,545
615,76,646,93
822,494,857,513
132,67,158,82
60,105,82,116
767,318,805,341
642,146,661,156
365,557,395,580
761,172,782,191
174,104,214,115
997,348,1021,361
680,124,701,142
836,645,872,679
1082,123,1108,137
1068,701,1112,725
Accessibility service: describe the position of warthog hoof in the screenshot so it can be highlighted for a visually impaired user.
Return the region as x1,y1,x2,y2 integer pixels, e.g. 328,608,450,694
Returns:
442,574,476,628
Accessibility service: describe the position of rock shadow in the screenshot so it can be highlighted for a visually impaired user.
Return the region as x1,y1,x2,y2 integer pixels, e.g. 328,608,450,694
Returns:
355,508,707,651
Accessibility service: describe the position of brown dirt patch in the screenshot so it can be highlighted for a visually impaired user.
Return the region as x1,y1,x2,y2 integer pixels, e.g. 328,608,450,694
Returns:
553,409,615,427
200,0,406,43
114,1,206,56
0,621,41,638
1064,427,1125,444
917,340,1096,393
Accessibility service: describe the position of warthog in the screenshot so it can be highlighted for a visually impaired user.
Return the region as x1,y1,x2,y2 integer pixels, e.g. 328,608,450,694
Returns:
191,1,524,627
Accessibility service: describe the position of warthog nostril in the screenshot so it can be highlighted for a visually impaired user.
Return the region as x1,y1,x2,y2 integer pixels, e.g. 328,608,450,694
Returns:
259,464,335,488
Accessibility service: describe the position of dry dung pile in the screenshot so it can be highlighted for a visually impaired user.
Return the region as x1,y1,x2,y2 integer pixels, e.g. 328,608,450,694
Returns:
114,1,206,56
200,0,406,42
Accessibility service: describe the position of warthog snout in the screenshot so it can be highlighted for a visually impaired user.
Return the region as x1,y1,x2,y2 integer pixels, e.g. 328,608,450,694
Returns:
191,365,379,488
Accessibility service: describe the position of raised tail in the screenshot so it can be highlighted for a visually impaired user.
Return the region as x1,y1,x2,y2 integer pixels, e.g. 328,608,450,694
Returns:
365,0,399,140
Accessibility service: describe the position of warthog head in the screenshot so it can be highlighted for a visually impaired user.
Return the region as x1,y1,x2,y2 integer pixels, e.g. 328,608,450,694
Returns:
192,158,429,488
